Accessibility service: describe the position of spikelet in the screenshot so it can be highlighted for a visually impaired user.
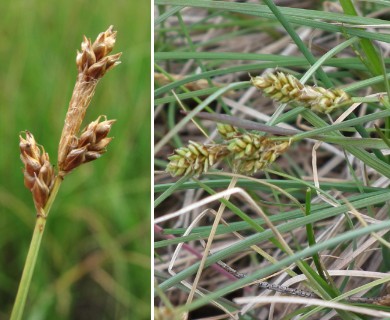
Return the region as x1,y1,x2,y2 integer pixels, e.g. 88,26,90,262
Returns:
227,133,290,174
58,26,121,172
76,26,122,79
166,141,229,177
61,116,115,173
217,123,240,139
19,131,55,215
299,86,351,114
251,72,351,114
251,72,305,105
166,131,290,177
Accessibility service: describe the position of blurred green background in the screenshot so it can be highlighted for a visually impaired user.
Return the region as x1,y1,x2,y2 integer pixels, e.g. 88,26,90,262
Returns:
0,1,150,319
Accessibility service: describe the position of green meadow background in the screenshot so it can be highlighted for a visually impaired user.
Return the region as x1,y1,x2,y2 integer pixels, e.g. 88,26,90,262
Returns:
0,1,150,319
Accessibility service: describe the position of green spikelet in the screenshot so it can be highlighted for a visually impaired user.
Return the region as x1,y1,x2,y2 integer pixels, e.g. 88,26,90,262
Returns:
227,133,290,174
251,71,352,114
251,72,305,105
299,86,352,114
217,123,239,140
166,141,229,177
166,131,291,177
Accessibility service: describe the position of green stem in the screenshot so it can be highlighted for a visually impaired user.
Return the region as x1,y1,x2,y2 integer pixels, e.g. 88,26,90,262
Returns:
10,175,63,320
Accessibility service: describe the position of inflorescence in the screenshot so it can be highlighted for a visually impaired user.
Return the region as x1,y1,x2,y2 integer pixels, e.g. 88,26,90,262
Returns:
251,71,351,114
20,26,120,215
166,123,289,177
166,71,352,177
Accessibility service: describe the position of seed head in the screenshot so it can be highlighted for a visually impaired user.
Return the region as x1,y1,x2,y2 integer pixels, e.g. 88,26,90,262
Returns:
234,142,290,174
58,26,121,170
166,141,229,177
251,71,351,113
166,132,290,177
19,131,55,213
217,123,240,140
92,26,117,60
251,72,305,105
61,116,115,173
299,86,352,114
76,25,122,79
227,133,290,174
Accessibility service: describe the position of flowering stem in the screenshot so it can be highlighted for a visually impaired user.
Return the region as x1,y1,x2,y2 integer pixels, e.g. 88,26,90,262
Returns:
189,111,301,136
12,26,120,320
10,175,63,320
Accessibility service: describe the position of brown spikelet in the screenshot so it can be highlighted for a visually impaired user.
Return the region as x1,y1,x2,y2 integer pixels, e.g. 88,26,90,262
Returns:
58,26,121,172
19,132,55,213
61,116,115,173
251,72,352,114
76,26,121,78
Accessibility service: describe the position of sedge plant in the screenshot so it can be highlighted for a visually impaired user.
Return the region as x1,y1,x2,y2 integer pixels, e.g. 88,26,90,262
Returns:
155,2,390,319
11,26,121,320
